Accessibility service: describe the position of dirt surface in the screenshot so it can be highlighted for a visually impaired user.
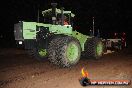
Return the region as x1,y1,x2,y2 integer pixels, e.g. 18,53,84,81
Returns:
0,48,132,88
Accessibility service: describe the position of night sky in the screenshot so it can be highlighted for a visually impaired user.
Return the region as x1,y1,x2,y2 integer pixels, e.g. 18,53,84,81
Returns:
0,0,132,46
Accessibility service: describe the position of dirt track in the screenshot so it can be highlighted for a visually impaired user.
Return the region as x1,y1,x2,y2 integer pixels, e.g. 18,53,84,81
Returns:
0,48,132,88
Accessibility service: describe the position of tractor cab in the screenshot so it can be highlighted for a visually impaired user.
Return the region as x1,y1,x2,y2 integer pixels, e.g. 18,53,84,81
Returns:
41,3,75,26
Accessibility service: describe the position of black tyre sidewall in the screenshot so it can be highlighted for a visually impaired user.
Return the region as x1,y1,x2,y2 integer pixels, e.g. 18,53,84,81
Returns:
85,37,103,59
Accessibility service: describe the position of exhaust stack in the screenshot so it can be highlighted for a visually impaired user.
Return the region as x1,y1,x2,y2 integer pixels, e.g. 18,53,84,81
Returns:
51,3,57,24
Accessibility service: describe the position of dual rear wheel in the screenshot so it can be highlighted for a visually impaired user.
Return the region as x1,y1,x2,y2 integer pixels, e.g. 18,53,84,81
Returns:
48,36,81,67
28,36,104,67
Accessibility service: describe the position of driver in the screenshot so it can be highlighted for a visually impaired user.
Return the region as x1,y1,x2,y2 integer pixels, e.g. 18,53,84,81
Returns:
64,16,68,25
56,16,68,25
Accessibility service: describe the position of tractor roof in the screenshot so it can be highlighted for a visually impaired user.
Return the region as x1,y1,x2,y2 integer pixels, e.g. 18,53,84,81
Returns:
42,8,75,17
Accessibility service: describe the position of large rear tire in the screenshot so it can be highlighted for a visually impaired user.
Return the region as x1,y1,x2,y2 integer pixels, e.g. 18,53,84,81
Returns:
48,36,81,67
84,37,103,59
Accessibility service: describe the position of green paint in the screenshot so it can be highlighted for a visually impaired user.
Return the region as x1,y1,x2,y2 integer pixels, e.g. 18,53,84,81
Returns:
23,22,72,38
96,42,103,56
71,31,91,51
23,22,36,39
42,8,75,17
66,43,78,62
49,25,72,34
38,49,47,57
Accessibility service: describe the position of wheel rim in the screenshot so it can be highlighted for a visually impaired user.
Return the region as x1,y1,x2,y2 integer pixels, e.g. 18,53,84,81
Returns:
38,49,47,57
66,43,79,62
96,43,103,56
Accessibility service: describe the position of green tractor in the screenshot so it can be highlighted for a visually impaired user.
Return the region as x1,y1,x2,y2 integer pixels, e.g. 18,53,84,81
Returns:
14,3,104,67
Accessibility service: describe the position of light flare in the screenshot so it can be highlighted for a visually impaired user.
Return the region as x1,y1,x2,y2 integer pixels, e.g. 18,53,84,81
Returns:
81,67,89,78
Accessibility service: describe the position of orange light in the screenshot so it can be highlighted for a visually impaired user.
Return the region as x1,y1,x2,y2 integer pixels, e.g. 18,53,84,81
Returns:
81,68,89,78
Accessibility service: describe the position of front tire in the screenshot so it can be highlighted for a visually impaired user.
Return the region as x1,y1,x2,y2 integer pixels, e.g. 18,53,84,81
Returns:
48,36,81,67
27,47,47,61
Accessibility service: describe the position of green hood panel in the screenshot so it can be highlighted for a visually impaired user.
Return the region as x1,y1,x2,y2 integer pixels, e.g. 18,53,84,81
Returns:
23,22,37,39
22,22,72,39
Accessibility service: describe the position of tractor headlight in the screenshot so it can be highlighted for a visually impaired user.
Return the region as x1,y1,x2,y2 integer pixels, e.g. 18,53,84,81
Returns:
19,41,23,45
